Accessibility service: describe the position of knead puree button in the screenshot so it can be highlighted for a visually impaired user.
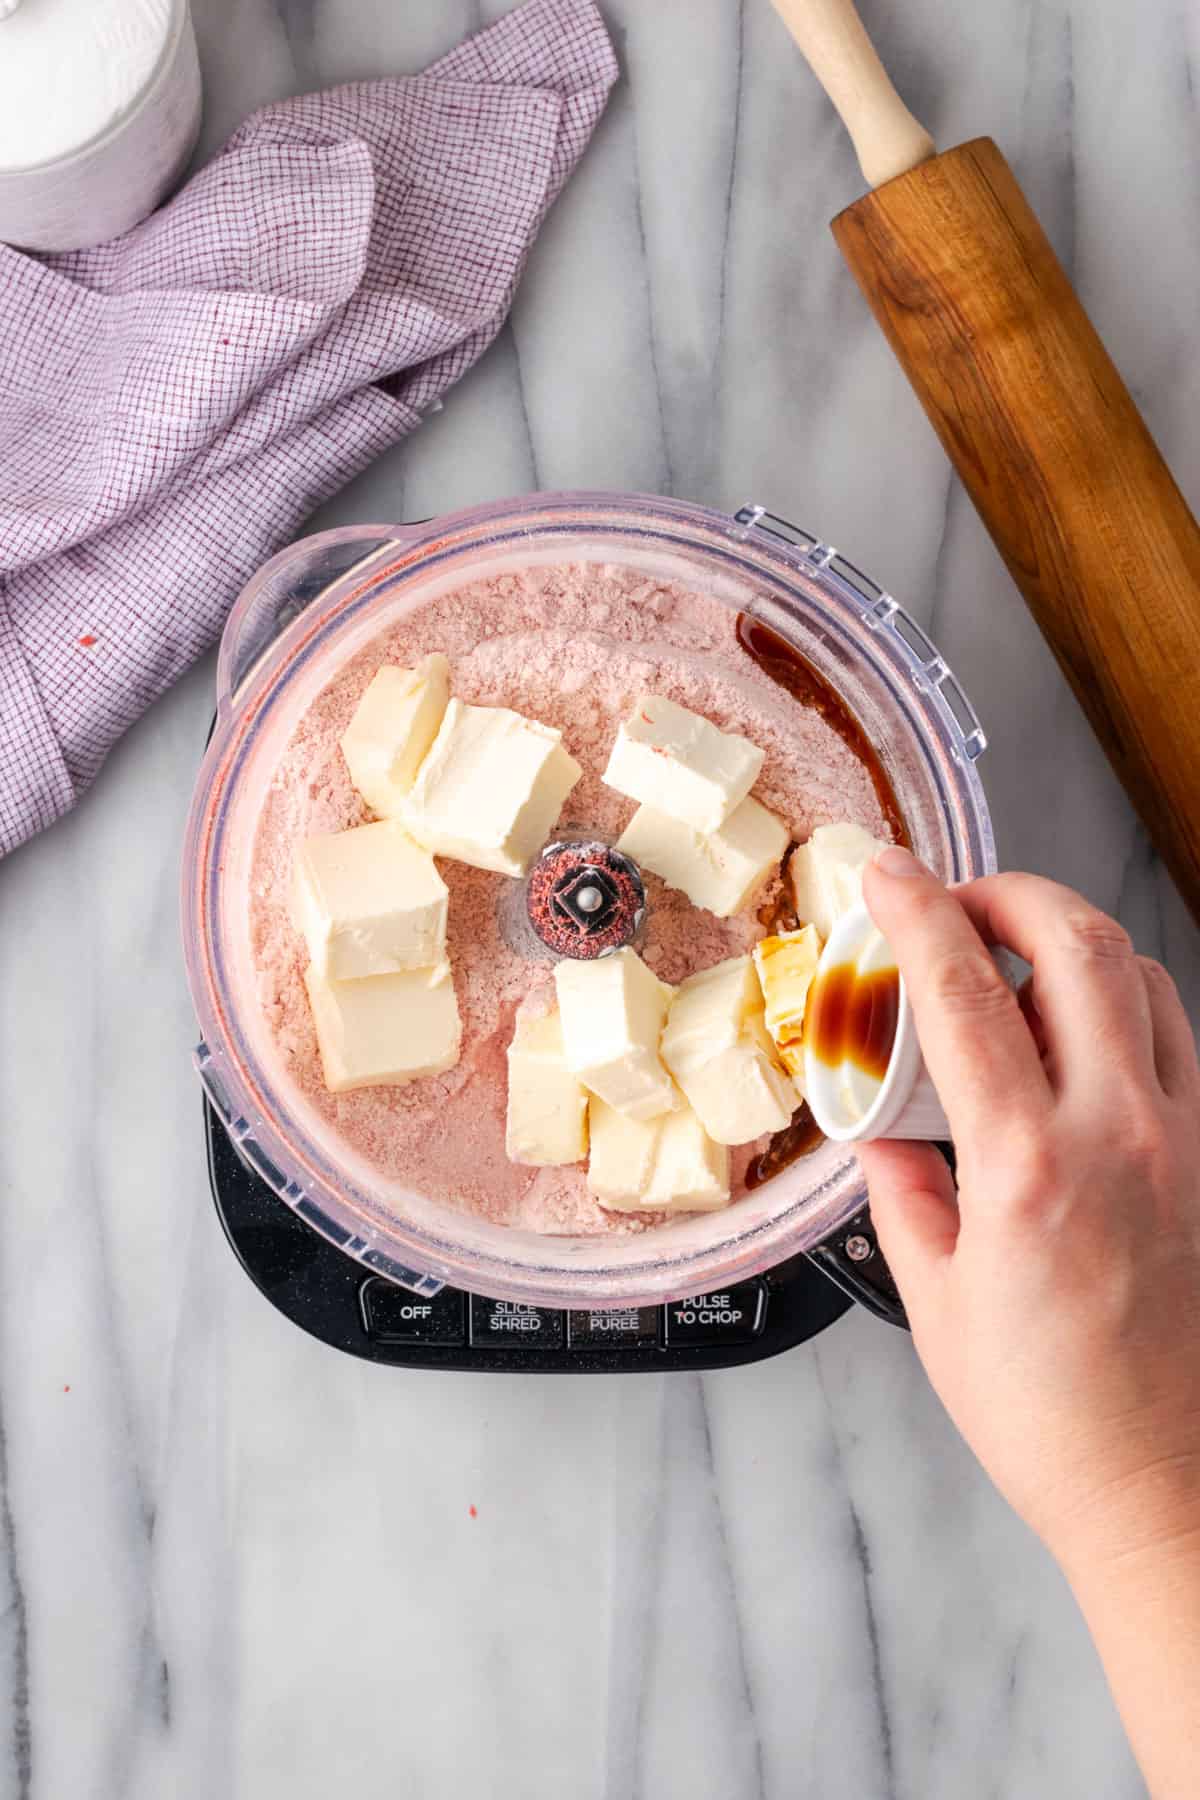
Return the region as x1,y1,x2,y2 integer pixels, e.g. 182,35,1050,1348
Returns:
663,1284,766,1347
469,1297,566,1349
568,1306,661,1349
360,1280,466,1345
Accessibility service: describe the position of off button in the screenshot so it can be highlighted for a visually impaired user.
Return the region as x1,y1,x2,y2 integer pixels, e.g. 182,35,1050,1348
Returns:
664,1284,765,1347
360,1279,466,1345
469,1297,565,1349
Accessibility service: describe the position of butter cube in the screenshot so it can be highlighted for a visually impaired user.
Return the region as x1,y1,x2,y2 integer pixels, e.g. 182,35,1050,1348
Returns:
790,822,887,938
404,700,582,876
753,926,822,1080
617,795,788,918
586,1098,662,1205
339,654,451,817
304,961,461,1093
662,955,797,1145
293,819,448,981
662,954,763,1059
587,1098,730,1213
603,695,764,834
505,1010,589,1167
669,1032,797,1146
643,1107,730,1212
554,947,676,1121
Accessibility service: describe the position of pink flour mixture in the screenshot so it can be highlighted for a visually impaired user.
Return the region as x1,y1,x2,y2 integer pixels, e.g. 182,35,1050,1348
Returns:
249,561,894,1235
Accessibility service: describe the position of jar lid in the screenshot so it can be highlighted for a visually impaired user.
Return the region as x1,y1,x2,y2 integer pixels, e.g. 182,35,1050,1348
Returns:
0,0,179,173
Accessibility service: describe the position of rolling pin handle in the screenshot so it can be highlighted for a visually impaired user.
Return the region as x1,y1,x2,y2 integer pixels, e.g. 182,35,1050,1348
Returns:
769,0,935,189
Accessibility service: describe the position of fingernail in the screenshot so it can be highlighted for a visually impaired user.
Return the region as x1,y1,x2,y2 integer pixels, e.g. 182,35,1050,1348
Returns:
874,846,926,878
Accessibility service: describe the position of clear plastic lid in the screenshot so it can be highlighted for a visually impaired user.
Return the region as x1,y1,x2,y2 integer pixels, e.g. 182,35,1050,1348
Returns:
181,492,994,1307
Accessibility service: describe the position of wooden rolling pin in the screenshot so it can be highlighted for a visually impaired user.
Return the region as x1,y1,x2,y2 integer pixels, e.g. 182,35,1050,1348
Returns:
772,0,1200,926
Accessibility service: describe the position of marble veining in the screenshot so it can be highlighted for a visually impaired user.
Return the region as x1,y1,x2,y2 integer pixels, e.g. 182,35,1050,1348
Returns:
0,0,1193,1792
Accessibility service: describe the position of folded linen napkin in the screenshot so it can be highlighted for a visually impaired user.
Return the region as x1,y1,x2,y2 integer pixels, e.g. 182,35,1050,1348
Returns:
0,0,617,856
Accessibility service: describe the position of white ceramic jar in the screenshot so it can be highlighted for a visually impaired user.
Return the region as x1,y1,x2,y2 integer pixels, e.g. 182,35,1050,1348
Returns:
0,0,202,251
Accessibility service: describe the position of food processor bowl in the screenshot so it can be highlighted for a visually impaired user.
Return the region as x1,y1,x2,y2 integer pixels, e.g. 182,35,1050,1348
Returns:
182,493,993,1309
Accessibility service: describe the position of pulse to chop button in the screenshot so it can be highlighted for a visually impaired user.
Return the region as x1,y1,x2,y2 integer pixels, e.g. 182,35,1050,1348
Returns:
663,1284,766,1347
359,1279,466,1345
469,1297,566,1349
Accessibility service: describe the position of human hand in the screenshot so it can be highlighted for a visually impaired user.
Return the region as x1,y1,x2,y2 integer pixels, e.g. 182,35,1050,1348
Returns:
857,852,1200,1578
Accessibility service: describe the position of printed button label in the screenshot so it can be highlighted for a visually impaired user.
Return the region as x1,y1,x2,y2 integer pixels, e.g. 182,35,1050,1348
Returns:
664,1284,765,1347
360,1280,466,1346
568,1306,660,1349
469,1298,566,1349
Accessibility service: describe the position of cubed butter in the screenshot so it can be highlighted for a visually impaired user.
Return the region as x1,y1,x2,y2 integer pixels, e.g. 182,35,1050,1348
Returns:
293,819,448,981
303,961,461,1093
643,1106,730,1212
616,794,788,918
505,1010,589,1167
339,654,451,816
404,699,582,876
753,925,822,1080
662,955,797,1145
662,954,763,1060
586,1098,662,1205
790,822,887,938
554,947,676,1121
669,1033,797,1146
587,1097,730,1213
603,694,764,834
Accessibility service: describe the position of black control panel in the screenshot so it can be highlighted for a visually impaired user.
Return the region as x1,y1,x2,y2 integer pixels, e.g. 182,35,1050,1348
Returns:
206,1102,855,1371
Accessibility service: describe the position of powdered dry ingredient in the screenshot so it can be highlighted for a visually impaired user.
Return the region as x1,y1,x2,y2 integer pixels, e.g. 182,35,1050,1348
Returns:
249,561,894,1235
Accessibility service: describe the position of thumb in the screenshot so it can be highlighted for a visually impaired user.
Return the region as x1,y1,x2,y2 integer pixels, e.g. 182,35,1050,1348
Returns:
856,1140,958,1323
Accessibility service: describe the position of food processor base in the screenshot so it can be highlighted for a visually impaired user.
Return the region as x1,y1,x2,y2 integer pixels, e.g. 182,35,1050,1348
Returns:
206,1101,862,1371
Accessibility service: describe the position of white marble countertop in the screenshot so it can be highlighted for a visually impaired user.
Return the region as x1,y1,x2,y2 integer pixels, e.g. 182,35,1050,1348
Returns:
2,1,1196,1794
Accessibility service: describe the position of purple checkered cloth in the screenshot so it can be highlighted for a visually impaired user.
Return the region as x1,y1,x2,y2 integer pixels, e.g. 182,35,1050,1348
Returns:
0,0,616,855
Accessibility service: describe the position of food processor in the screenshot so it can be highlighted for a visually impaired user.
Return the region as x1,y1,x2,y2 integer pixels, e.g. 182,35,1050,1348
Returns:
183,492,993,1369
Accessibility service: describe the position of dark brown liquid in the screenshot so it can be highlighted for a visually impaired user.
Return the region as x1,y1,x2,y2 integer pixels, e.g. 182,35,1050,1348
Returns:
745,1103,824,1188
757,843,801,936
737,613,909,1176
735,615,910,849
807,962,901,1081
